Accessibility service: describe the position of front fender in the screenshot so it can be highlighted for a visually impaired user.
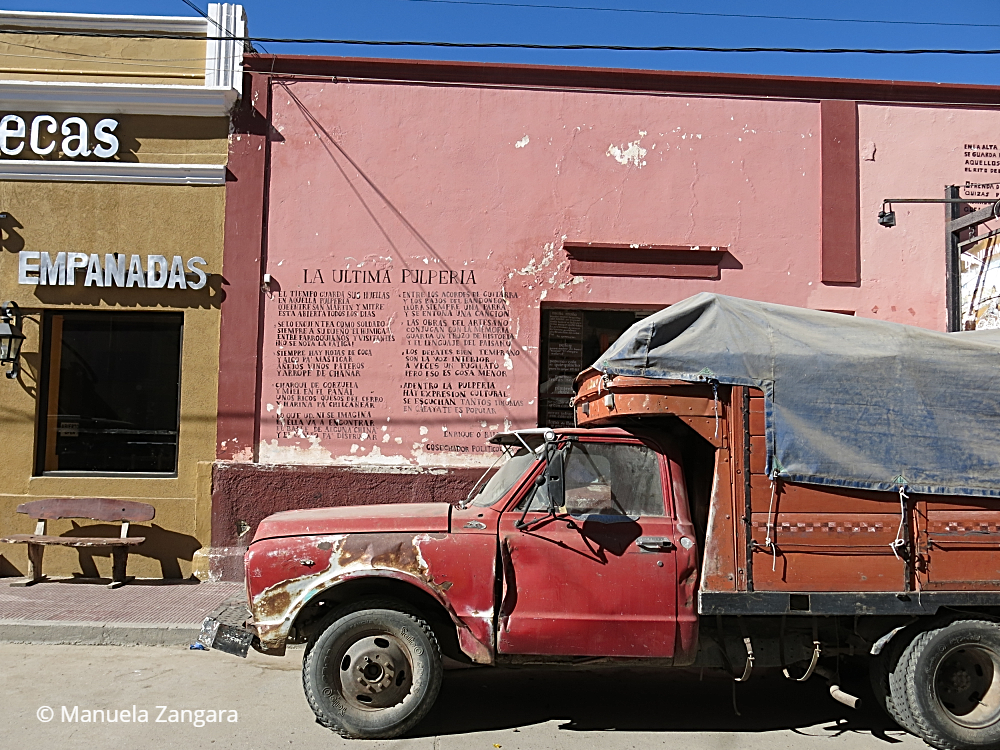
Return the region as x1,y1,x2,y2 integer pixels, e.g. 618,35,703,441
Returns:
245,532,495,663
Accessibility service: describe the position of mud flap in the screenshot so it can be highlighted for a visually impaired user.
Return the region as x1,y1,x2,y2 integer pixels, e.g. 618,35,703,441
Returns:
198,617,255,658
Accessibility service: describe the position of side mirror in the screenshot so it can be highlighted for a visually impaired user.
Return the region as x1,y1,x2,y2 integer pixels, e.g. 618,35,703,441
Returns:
544,448,564,512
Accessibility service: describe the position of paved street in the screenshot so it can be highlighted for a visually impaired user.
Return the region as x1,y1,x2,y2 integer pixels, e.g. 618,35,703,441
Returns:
1,643,923,750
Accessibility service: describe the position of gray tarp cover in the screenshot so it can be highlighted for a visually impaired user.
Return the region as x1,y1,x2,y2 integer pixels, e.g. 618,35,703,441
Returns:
594,293,1000,497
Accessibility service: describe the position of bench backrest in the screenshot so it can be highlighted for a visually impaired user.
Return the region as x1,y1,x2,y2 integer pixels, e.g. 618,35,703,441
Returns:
16,498,155,523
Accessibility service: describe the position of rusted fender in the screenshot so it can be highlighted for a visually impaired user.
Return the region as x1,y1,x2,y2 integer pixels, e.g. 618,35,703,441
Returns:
245,531,496,663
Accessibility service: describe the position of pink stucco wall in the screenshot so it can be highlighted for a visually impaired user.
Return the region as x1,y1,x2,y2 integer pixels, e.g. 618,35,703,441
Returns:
857,103,1000,325
257,79,978,467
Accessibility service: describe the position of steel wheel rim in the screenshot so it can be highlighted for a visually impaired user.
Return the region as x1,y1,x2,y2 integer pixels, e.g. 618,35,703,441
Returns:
933,643,1000,729
332,632,414,711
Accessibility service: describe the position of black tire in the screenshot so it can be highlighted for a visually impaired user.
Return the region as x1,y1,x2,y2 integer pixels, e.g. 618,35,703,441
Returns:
876,631,921,735
871,646,911,730
901,619,1000,750
302,599,443,739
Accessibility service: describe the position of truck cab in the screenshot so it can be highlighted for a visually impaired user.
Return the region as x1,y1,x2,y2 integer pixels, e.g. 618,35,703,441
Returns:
240,426,702,738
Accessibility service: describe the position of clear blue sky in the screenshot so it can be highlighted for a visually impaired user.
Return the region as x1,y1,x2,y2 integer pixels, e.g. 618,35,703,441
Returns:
5,0,1000,85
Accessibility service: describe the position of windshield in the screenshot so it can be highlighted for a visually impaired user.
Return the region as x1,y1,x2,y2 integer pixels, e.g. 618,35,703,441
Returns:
468,448,538,508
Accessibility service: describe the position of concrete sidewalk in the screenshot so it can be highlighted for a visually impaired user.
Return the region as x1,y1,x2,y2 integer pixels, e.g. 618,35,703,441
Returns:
0,579,246,646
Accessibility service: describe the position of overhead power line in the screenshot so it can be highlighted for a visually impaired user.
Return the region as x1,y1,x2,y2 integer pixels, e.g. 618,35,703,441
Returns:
175,0,266,53
177,0,211,22
5,27,1000,54
191,38,1000,54
400,0,1000,29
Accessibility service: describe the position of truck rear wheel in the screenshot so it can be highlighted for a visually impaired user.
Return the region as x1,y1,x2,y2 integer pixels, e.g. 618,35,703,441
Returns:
868,645,909,731
879,632,921,735
302,600,443,739
901,619,1000,750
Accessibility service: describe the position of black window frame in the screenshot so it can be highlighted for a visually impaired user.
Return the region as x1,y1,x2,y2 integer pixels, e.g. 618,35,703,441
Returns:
537,306,653,428
34,310,184,478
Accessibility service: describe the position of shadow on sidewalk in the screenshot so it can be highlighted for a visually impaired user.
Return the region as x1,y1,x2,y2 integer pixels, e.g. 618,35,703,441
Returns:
413,662,905,742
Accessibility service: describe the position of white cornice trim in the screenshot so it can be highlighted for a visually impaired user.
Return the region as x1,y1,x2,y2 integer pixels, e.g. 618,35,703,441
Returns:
0,160,225,185
0,79,238,116
0,10,206,34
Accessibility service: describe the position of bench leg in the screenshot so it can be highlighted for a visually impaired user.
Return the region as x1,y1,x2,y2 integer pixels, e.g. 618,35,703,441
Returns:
109,548,129,589
10,543,44,587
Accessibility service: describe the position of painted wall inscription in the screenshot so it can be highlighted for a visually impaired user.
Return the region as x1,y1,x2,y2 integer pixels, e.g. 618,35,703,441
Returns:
261,264,521,464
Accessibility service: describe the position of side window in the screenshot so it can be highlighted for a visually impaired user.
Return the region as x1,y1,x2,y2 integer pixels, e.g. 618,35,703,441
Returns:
522,442,666,516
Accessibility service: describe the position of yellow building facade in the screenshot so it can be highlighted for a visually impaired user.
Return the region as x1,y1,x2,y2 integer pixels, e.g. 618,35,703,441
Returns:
0,5,245,580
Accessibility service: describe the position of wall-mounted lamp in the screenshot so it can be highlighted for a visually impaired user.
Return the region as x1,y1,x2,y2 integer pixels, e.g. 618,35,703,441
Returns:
877,206,896,228
0,301,25,379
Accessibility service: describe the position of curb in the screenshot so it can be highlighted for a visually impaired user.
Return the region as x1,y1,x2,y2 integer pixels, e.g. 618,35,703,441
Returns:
0,620,202,646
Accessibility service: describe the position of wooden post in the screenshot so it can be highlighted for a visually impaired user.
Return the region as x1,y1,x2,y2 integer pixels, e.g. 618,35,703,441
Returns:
10,542,45,587
109,547,128,589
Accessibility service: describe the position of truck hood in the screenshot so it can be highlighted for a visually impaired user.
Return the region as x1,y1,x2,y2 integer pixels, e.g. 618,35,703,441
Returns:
252,502,452,542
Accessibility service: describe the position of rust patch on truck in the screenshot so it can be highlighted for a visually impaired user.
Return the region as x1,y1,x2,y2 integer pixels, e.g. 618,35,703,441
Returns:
250,537,341,626
339,533,429,575
258,588,293,624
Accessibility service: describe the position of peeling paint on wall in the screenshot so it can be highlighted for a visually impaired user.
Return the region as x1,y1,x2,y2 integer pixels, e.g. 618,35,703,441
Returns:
259,435,334,465
512,242,560,278
231,446,254,463
607,130,648,168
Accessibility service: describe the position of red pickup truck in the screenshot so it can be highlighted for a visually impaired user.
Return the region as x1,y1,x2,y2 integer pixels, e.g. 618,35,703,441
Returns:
205,296,1000,750
229,424,718,741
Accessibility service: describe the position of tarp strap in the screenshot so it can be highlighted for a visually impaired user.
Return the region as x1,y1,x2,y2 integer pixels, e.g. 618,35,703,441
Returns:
788,618,823,683
711,380,720,438
735,616,754,683
784,640,822,683
736,636,754,682
765,477,780,571
890,485,909,560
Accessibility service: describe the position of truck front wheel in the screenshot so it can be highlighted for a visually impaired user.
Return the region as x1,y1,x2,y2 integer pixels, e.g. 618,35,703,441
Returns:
302,600,443,739
902,619,1000,750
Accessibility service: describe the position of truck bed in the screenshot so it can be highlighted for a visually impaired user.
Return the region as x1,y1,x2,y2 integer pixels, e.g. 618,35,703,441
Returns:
573,369,1000,613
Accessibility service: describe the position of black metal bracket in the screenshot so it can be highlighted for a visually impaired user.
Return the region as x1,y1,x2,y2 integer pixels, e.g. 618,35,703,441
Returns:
879,190,1000,331
1,300,23,380
880,195,998,226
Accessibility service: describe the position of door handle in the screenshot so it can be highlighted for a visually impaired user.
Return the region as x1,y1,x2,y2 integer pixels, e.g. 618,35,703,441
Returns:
636,536,675,552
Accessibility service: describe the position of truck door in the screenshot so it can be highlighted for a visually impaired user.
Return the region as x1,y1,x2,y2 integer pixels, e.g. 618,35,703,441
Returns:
497,438,680,658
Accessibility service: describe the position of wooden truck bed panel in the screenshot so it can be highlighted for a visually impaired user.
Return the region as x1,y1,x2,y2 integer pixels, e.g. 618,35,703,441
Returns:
699,448,739,593
750,512,902,592
921,509,1000,590
749,435,768,475
748,475,897,514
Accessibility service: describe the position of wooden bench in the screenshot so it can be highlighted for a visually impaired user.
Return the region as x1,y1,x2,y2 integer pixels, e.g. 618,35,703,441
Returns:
0,498,154,588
